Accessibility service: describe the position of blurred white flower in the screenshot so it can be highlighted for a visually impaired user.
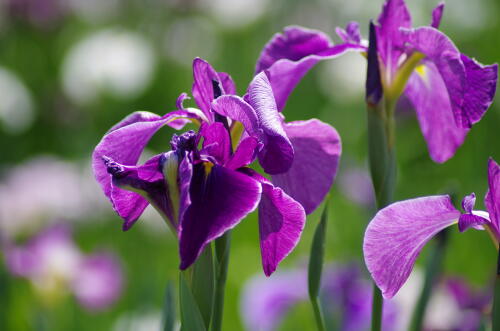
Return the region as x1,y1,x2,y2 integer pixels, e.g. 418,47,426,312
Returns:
62,29,155,104
113,309,163,331
0,156,106,237
164,17,218,67
199,0,269,28
318,52,366,103
0,67,34,134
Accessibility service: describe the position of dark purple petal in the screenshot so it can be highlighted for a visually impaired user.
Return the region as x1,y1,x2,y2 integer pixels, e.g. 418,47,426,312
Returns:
458,213,488,232
200,122,231,165
376,0,412,72
485,158,500,233
247,72,294,174
256,26,365,110
211,95,261,136
178,154,193,230
366,21,383,105
363,195,460,299
460,54,498,128
192,58,220,120
93,112,180,208
272,119,341,214
104,155,174,231
244,169,306,276
72,253,123,311
336,22,362,44
404,62,468,163
461,193,476,213
179,164,261,269
403,27,467,128
225,137,260,170
218,72,237,95
431,2,445,28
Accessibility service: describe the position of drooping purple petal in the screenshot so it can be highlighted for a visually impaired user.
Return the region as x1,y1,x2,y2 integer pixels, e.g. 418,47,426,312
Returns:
255,26,365,110
243,169,306,276
178,164,261,270
431,2,445,29
93,112,180,208
404,61,468,163
200,122,231,165
459,54,498,128
104,155,174,231
376,0,412,73
225,137,260,170
272,119,341,214
403,27,467,128
211,95,261,136
458,213,488,232
485,158,500,233
363,195,460,299
72,253,123,311
247,72,294,174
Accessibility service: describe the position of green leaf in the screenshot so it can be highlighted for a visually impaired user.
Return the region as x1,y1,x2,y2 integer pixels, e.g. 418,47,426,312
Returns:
308,203,328,300
179,271,206,331
162,280,176,331
308,203,328,331
192,245,215,329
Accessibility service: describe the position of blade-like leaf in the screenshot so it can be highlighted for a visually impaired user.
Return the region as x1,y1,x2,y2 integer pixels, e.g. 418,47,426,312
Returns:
162,280,176,331
179,272,206,331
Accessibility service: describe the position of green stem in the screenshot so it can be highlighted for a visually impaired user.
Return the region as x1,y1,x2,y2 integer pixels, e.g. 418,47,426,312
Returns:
409,229,449,331
311,298,326,331
492,249,500,330
210,232,231,331
367,98,397,331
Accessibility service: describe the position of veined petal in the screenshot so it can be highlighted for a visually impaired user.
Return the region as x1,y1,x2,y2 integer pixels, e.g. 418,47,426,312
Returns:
376,0,412,72
256,26,365,110
247,72,294,174
218,72,237,95
404,62,468,163
200,122,231,165
403,27,467,128
178,164,261,270
225,137,260,170
192,58,220,120
363,195,460,299
211,95,260,136
105,155,174,230
485,158,500,234
431,2,445,29
92,112,180,212
272,119,341,214
244,169,306,276
458,213,488,232
460,54,498,128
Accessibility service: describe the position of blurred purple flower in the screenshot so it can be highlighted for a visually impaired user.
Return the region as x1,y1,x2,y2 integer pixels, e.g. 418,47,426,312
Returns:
255,0,498,163
338,165,375,207
364,158,500,299
240,264,398,331
4,224,123,310
93,57,341,274
6,0,67,28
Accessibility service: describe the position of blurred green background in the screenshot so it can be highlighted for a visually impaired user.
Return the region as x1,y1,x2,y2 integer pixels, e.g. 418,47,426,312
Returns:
0,0,499,329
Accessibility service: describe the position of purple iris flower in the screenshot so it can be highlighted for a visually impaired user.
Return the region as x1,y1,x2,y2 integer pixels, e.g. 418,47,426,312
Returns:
255,0,497,163
240,264,398,331
4,224,123,311
92,58,341,274
363,158,500,299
